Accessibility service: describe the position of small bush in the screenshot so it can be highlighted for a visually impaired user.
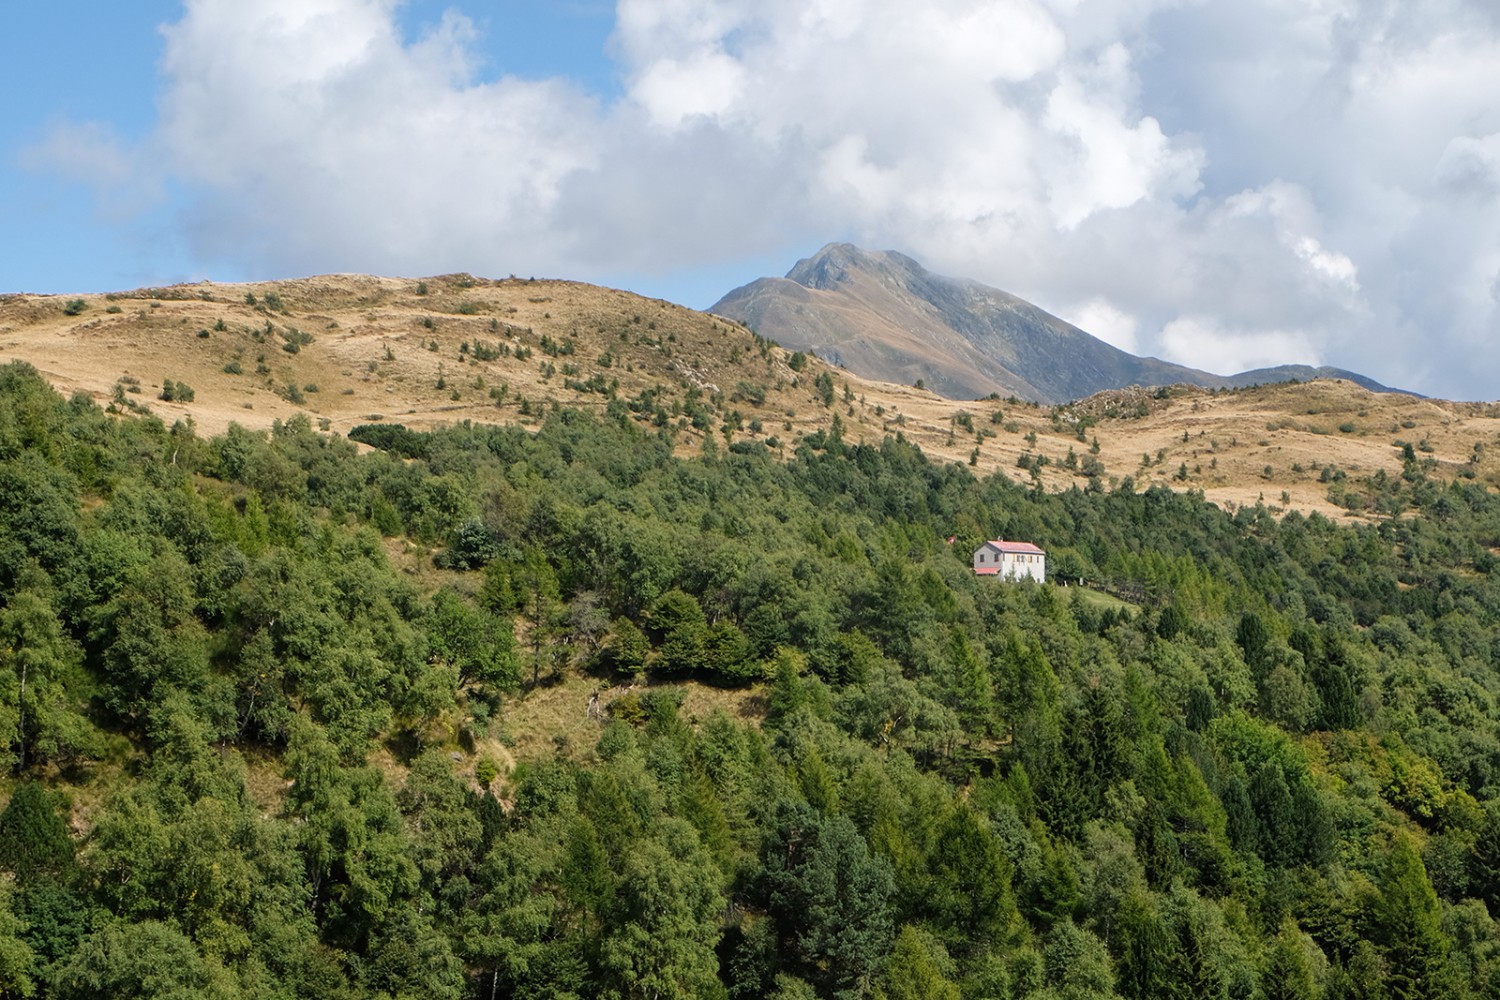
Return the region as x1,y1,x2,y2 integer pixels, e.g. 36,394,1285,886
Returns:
63,298,87,316
160,379,195,402
282,327,313,354
476,756,500,787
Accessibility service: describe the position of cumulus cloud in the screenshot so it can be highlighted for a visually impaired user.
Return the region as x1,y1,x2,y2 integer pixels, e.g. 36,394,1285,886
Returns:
31,0,1500,397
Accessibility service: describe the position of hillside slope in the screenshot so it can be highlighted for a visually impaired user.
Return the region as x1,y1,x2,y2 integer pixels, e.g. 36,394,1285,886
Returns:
7,351,1500,999
0,274,1492,518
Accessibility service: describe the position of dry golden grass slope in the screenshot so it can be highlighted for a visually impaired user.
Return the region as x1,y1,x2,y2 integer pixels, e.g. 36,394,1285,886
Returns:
4,273,1500,519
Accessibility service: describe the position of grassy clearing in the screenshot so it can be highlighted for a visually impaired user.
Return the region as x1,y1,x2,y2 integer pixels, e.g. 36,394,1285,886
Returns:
496,669,768,767
1064,584,1139,614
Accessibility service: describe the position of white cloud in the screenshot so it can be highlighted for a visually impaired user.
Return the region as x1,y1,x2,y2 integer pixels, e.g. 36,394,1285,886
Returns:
1042,44,1201,227
1435,133,1500,198
631,51,745,127
1066,299,1139,353
29,0,1500,398
1160,317,1320,376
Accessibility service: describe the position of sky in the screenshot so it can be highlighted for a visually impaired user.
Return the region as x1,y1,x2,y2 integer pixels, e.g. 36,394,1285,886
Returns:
3,1,1499,400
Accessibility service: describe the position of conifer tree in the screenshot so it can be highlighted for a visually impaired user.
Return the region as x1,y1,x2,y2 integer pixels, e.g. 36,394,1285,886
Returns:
0,782,73,879
1376,836,1452,1000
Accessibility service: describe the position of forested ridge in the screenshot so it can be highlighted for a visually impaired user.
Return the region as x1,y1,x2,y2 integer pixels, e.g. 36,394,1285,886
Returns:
4,357,1500,998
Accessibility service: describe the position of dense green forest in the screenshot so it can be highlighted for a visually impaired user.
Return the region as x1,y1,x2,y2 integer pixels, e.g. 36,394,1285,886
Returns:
4,357,1500,999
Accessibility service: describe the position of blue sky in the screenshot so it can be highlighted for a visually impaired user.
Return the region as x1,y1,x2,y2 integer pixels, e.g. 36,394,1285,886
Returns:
5,1,1500,400
1,1,630,293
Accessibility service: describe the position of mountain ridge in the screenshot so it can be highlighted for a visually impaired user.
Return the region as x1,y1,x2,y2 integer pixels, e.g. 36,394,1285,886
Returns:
711,243,1398,402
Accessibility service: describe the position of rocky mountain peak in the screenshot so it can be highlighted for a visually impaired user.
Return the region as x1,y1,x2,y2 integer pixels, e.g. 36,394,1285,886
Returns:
712,244,1398,403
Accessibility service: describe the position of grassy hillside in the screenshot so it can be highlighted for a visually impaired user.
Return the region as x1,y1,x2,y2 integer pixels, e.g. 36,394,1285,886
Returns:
5,275,1499,523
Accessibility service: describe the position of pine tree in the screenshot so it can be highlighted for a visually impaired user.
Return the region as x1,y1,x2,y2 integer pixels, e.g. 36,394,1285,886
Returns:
925,805,1020,953
0,782,74,878
1118,893,1174,1000
877,925,961,1000
1261,916,1320,1000
1376,837,1452,1000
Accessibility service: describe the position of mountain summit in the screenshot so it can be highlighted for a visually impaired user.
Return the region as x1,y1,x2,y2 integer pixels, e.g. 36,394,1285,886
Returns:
711,243,1392,402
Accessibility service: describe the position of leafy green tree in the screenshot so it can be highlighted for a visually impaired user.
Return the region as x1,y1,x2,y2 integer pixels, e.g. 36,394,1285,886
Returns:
427,587,519,691
704,620,755,683
1469,800,1500,912
0,585,99,771
1251,763,1298,868
650,590,709,674
95,548,215,725
1237,610,1273,682
399,748,482,909
1117,893,1174,1000
462,825,583,1000
679,766,735,873
283,719,419,949
865,559,932,662
1016,817,1082,929
51,920,236,1000
0,881,35,999
742,605,790,661
361,904,466,1000
560,816,616,940
999,634,1064,819
936,629,994,736
1313,635,1362,730
598,819,727,1000
513,546,564,687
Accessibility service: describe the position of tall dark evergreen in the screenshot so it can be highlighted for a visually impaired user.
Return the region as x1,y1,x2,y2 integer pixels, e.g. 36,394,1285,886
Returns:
0,782,73,878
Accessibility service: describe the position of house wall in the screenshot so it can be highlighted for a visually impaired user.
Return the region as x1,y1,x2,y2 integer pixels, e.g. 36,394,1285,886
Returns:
973,545,1046,582
1001,552,1045,583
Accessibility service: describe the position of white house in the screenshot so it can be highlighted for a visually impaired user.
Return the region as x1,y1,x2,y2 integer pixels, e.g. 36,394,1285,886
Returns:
973,539,1046,582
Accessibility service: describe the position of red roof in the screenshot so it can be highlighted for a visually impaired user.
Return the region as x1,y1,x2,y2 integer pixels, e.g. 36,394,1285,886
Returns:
974,567,1000,575
981,539,1045,555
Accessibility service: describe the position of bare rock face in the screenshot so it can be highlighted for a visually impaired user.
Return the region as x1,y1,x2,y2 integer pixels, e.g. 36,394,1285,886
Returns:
712,243,1395,403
